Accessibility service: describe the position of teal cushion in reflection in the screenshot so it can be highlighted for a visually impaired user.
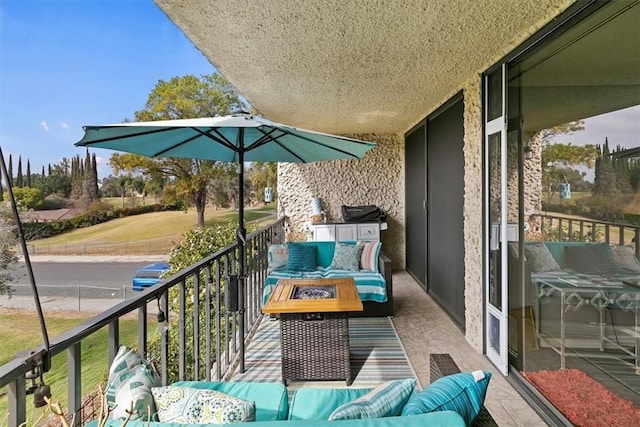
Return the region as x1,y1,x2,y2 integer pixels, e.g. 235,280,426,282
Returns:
401,371,491,426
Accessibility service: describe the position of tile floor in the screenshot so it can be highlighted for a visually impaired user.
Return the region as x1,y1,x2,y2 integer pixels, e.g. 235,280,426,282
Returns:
391,271,547,426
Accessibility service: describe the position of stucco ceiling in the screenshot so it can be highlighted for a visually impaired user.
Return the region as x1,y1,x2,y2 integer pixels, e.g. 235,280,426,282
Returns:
155,0,575,134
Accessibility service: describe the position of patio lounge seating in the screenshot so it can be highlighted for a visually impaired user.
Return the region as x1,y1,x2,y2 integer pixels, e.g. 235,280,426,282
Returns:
91,380,466,426
263,241,393,317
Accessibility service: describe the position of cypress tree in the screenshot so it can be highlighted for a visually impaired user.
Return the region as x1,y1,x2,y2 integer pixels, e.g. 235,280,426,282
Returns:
26,160,31,188
82,149,99,203
16,155,23,187
8,154,13,186
593,138,617,197
41,165,45,177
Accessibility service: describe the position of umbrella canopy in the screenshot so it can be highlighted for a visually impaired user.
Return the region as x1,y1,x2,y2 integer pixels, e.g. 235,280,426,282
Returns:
74,112,376,372
76,113,375,163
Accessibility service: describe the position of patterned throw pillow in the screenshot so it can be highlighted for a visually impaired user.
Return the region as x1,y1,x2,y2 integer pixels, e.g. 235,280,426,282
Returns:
524,242,561,273
610,245,640,274
401,370,491,426
267,244,289,272
106,346,161,421
287,243,317,272
359,241,382,272
328,378,416,420
330,242,364,272
152,386,256,424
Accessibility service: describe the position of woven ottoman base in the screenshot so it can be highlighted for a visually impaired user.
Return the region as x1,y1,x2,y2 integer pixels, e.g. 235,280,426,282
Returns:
280,312,351,385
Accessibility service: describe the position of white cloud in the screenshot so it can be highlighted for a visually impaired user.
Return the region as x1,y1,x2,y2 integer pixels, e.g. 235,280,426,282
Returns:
39,121,49,132
60,122,69,129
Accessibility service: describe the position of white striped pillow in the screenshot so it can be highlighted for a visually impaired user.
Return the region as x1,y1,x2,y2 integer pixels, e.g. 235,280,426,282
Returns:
358,241,382,272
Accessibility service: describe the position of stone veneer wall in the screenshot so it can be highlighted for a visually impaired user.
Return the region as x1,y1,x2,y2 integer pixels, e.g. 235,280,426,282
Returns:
462,77,484,351
277,134,405,269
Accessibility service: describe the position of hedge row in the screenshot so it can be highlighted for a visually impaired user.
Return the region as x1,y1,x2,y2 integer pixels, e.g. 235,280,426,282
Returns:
22,204,181,241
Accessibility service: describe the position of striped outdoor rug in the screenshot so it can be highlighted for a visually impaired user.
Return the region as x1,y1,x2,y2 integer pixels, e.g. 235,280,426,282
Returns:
230,316,419,393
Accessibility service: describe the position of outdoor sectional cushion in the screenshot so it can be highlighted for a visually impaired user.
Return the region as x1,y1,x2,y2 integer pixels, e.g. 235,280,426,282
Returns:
151,386,255,424
328,379,417,420
263,241,388,307
90,411,466,426
173,381,288,421
288,388,373,420
401,371,491,426
263,267,388,305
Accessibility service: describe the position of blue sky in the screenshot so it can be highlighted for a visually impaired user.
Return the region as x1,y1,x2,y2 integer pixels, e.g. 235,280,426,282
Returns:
1,1,638,183
0,0,216,178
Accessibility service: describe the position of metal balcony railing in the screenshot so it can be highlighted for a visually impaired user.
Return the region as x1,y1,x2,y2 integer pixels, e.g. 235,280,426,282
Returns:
0,217,286,426
533,213,640,256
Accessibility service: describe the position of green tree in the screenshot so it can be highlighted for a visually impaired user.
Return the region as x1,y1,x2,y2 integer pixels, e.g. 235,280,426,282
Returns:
36,159,72,197
148,221,257,382
593,139,617,197
8,154,13,187
82,150,99,203
110,73,248,227
249,162,277,204
16,155,23,187
26,160,31,188
0,202,19,297
540,121,598,203
6,187,44,210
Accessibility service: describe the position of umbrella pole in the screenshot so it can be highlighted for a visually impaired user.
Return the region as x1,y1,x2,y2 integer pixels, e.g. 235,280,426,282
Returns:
237,144,246,373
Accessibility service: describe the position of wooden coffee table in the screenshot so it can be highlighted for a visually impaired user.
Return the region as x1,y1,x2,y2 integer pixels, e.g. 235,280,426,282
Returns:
262,278,363,385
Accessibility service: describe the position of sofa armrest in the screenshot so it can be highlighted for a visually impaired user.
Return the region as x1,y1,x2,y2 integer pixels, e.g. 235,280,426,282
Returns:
379,251,393,306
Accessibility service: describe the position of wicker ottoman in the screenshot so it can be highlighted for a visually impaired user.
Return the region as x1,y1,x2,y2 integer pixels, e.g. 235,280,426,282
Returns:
280,312,352,385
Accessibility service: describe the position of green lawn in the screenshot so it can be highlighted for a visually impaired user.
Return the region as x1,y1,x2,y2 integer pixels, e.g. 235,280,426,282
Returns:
28,203,277,255
0,311,140,423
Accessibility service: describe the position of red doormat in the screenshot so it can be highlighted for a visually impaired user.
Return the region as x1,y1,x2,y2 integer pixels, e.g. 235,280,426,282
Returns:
523,369,640,427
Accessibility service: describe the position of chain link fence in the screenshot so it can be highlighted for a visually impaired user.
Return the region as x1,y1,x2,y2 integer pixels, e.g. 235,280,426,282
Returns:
28,238,172,256
4,284,133,312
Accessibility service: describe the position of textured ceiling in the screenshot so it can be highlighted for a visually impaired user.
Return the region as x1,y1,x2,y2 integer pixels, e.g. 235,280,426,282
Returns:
155,0,575,134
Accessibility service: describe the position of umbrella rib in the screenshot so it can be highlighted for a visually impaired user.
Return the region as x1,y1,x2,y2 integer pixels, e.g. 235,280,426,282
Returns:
242,128,309,161
152,133,203,157
257,127,368,160
79,127,172,145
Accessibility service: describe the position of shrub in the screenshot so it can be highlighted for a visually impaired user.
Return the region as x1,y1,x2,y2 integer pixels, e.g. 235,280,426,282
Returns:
148,221,257,382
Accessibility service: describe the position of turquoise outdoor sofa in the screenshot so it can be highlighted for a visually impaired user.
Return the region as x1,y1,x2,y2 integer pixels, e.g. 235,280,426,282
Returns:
91,380,466,426
263,241,393,317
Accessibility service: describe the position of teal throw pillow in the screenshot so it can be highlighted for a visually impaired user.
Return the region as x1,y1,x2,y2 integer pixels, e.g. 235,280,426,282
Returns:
287,243,317,272
106,346,161,421
328,378,416,420
401,370,491,426
330,242,364,271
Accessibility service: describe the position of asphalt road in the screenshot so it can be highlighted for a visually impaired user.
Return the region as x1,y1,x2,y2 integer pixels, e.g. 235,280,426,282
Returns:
8,261,159,299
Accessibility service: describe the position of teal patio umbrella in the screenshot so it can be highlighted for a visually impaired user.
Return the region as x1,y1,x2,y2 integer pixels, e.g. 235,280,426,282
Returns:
74,112,376,372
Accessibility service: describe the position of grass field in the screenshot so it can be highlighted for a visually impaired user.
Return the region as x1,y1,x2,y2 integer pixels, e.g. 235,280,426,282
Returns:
0,310,142,423
27,203,277,256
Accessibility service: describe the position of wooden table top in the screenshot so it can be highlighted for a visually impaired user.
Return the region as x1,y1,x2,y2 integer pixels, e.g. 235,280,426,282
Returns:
262,277,363,314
